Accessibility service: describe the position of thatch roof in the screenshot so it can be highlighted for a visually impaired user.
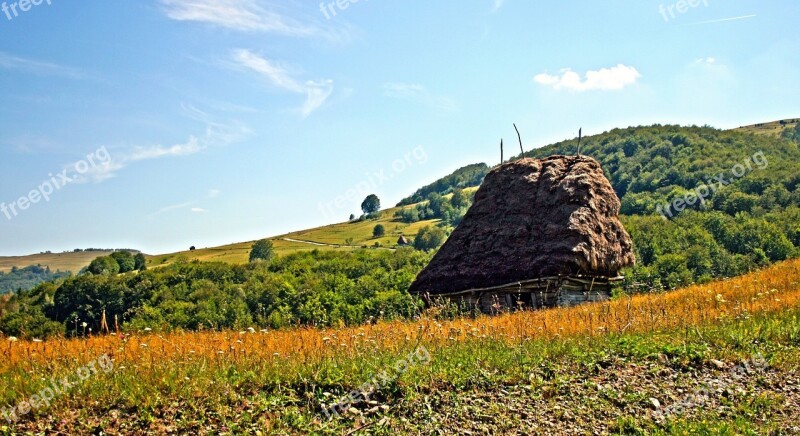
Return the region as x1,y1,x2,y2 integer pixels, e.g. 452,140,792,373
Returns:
397,235,409,246
408,155,635,296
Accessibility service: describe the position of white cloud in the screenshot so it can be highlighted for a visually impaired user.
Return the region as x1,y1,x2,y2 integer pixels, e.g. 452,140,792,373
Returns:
128,136,204,162
148,201,194,218
73,109,250,183
160,0,350,42
161,0,311,35
232,49,333,117
685,14,756,26
492,0,504,12
533,64,641,92
232,49,304,92
0,52,86,79
208,189,221,198
191,207,207,213
302,80,334,117
383,83,457,111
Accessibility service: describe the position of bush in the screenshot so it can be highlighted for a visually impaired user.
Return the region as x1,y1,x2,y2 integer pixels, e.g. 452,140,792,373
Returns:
414,226,447,251
249,240,276,263
373,224,386,238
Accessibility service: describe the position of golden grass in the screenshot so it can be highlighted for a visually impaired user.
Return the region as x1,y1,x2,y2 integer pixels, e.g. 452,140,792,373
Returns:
733,119,798,137
0,251,114,274
3,258,799,375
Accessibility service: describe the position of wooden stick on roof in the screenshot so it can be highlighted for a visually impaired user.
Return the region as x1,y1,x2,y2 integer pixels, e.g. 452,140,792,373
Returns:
500,138,504,164
514,123,524,157
576,128,583,157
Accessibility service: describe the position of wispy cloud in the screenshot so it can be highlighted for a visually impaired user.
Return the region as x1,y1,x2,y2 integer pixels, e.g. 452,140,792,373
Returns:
73,108,251,183
148,201,194,219
191,207,207,213
533,64,641,92
208,189,221,198
160,0,350,43
232,49,333,117
383,83,457,111
128,137,204,162
492,0,504,12
684,14,757,26
0,52,86,79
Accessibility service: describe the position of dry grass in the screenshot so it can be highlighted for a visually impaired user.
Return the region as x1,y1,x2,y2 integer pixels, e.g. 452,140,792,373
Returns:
3,258,799,375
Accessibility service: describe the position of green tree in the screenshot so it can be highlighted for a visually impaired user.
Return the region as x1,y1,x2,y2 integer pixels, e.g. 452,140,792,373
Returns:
87,256,120,276
361,194,381,215
451,188,467,209
414,226,447,251
111,251,136,273
134,253,147,271
373,224,386,238
249,239,276,263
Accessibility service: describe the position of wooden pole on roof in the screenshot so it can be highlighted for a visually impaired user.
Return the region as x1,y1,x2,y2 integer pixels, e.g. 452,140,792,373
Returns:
500,138,504,164
514,123,524,157
576,128,583,157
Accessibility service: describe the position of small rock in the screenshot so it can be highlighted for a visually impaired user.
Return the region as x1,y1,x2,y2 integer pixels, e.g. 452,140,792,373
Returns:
649,398,661,409
710,359,726,370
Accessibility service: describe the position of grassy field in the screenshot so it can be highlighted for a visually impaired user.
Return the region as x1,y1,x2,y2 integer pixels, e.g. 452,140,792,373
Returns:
733,118,799,137
2,258,799,434
144,205,443,268
0,251,113,274
0,204,443,273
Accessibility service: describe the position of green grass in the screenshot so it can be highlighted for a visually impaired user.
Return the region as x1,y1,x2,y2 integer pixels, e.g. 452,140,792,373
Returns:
143,203,451,268
3,305,800,434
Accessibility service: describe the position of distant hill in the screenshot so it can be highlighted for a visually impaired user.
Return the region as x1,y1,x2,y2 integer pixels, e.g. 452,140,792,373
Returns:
0,250,115,275
0,265,70,294
397,163,489,206
733,118,800,137
1,120,798,286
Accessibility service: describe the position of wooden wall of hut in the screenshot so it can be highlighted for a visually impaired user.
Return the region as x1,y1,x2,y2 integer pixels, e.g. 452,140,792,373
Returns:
430,276,619,314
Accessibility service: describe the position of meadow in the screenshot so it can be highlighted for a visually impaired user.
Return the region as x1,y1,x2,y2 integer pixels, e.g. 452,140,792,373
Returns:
2,257,799,434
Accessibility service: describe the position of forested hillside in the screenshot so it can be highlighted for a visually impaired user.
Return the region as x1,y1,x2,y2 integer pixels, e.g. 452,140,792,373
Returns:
522,124,800,289
0,265,70,295
2,124,799,338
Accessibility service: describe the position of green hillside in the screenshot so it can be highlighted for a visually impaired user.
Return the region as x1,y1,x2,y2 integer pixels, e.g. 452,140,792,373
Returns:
2,123,800,295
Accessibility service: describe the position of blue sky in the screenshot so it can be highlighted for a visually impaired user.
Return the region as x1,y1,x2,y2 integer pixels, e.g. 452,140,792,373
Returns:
0,0,796,256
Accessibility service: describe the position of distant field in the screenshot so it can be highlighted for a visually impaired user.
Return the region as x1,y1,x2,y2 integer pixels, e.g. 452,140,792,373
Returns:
0,251,113,274
0,202,445,273
733,118,799,137
145,204,444,268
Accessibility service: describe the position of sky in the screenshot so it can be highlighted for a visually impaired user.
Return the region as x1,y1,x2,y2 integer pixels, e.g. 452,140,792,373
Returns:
0,0,797,256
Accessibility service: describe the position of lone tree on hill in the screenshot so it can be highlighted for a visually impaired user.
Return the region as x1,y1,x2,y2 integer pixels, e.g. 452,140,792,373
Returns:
249,239,275,263
373,224,386,238
361,194,381,215
134,253,147,271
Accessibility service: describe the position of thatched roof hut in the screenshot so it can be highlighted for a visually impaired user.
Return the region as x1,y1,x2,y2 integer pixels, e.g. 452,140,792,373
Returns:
408,155,635,310
397,235,409,246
